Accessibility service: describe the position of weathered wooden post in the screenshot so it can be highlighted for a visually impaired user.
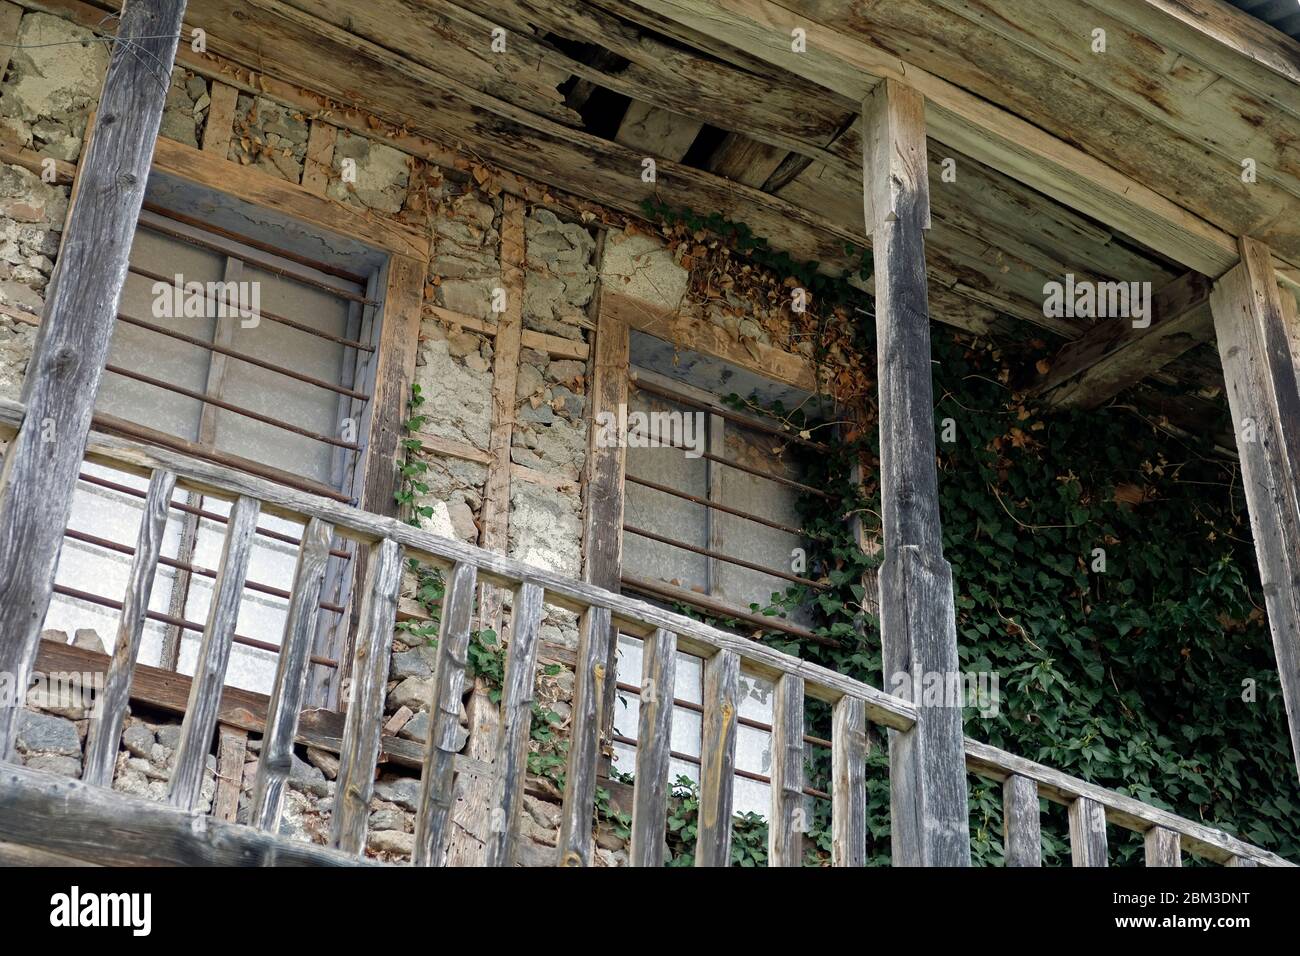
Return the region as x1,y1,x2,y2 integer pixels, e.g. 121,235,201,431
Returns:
1209,236,1300,783
0,0,187,757
862,78,971,865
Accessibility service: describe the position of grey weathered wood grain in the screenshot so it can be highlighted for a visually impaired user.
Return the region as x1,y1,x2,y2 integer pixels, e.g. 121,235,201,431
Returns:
1210,237,1300,784
1228,855,1259,867
0,397,920,731
412,560,478,866
1002,773,1041,867
213,726,246,822
0,0,187,759
1069,796,1109,867
166,495,260,811
558,605,612,865
864,77,970,866
696,648,740,868
484,581,543,867
82,469,176,786
965,737,1291,866
250,516,334,831
0,762,371,867
831,695,868,867
769,672,805,867
630,627,677,868
330,537,403,855
1144,825,1182,867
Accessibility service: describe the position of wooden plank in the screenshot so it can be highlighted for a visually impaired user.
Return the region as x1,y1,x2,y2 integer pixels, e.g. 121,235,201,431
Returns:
624,0,1241,278
583,285,629,764
213,726,247,822
477,194,526,632
330,537,403,855
150,136,429,259
615,101,704,161
1041,271,1214,408
965,737,1291,866
630,627,677,868
1002,773,1041,867
484,581,544,867
0,0,186,759
1210,237,1300,783
301,120,337,195
558,605,613,865
1069,796,1109,867
81,469,177,786
0,397,922,731
708,133,789,188
166,495,261,811
864,78,970,867
0,763,370,867
412,561,478,866
201,81,240,156
249,516,334,831
695,648,740,867
1145,826,1182,867
830,695,868,867
768,672,805,867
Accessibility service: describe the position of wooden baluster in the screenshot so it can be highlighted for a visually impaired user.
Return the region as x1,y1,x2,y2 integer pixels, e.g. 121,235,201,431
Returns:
213,726,247,822
166,495,260,811
330,537,403,855
250,516,334,831
558,605,613,866
1228,855,1259,868
695,648,740,867
1002,773,1042,867
630,627,677,868
1068,796,1109,867
769,673,805,867
413,561,478,866
1144,826,1182,867
484,581,544,867
82,469,176,786
831,695,868,867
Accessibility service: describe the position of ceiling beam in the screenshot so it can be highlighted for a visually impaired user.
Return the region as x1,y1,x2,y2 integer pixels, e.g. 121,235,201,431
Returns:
1036,271,1214,408
620,0,1242,278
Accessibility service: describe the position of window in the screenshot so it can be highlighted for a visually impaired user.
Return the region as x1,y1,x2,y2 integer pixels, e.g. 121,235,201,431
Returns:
43,175,388,702
612,332,821,818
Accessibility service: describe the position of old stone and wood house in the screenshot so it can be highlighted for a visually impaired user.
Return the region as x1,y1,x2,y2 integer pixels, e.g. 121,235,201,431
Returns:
0,0,1297,867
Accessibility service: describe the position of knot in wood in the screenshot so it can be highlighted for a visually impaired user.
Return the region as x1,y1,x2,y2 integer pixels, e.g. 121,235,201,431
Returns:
48,345,78,375
118,171,139,189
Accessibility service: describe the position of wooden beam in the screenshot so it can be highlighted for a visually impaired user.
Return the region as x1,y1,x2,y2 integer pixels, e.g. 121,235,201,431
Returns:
864,78,970,866
0,0,186,758
201,81,239,156
0,763,368,867
708,132,789,188
150,136,429,259
1040,271,1214,408
301,119,337,195
624,0,1241,277
1069,796,1109,867
1210,237,1300,782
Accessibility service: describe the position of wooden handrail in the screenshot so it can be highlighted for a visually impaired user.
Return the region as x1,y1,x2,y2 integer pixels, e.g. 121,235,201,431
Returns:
1,395,1291,868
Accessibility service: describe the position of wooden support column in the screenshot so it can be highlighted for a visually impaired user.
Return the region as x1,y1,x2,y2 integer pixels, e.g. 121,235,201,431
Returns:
862,77,970,866
1210,236,1300,782
0,0,187,758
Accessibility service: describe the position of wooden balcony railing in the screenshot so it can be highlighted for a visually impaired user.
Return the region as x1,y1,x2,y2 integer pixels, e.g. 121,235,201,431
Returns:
0,397,1290,867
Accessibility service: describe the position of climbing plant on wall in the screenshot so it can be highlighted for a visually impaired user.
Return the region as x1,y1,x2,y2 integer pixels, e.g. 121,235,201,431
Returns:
643,201,1300,867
